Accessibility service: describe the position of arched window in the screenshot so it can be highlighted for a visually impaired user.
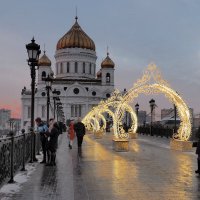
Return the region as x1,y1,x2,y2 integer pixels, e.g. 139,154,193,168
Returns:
89,63,92,74
41,71,46,79
60,63,63,73
83,62,85,73
75,62,78,73
106,73,110,83
67,62,70,73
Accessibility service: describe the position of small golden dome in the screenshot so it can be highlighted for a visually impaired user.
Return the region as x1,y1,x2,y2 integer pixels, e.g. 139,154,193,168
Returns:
38,51,51,66
96,70,102,78
56,17,95,51
101,53,115,68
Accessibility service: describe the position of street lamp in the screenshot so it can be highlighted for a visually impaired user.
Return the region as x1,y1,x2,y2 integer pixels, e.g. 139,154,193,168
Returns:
135,103,139,116
135,103,139,126
174,104,177,133
26,38,41,162
52,89,60,119
45,74,53,124
149,99,155,136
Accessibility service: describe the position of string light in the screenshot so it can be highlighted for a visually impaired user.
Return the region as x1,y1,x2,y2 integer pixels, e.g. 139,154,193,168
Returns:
83,63,191,141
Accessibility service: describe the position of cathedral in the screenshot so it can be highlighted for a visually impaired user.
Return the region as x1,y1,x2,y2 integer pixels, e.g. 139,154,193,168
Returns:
21,17,115,129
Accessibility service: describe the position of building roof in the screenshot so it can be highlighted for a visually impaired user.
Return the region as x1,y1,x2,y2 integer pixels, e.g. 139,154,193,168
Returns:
38,51,51,66
56,17,95,51
101,52,115,68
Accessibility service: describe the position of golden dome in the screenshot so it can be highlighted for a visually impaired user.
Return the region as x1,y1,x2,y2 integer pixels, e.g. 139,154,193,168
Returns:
38,51,51,66
97,70,102,78
56,17,95,51
101,53,115,68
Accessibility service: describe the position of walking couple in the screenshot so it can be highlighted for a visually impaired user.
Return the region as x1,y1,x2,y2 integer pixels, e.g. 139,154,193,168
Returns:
68,118,85,156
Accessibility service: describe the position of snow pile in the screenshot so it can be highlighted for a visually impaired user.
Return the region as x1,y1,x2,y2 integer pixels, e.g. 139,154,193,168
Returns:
0,154,42,199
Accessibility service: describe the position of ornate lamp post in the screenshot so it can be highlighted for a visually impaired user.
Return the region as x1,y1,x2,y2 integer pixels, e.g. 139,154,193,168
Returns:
52,90,60,119
149,99,155,136
26,38,41,162
135,103,139,116
174,104,177,133
45,74,53,124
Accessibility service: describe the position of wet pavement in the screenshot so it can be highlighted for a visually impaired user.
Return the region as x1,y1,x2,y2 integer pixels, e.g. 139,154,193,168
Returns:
1,133,200,200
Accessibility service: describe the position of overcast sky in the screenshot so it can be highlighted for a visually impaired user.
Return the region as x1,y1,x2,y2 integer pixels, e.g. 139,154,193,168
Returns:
0,0,200,118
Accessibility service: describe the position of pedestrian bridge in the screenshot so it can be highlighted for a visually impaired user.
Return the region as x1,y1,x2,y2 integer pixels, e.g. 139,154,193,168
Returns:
0,132,199,200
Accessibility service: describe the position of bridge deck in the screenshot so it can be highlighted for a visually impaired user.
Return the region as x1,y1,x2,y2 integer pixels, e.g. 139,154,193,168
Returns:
0,133,200,200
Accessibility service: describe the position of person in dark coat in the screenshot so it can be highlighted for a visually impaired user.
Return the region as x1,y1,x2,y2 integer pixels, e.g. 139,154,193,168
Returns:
193,127,200,174
74,118,85,156
35,117,48,164
46,121,60,166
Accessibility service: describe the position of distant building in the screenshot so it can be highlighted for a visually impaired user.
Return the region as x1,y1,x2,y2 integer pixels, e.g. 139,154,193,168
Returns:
0,109,11,130
160,107,193,129
8,118,21,133
161,108,174,120
193,117,200,128
138,110,146,126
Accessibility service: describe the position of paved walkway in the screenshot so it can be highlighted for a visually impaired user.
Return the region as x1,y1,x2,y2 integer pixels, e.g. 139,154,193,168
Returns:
1,133,200,200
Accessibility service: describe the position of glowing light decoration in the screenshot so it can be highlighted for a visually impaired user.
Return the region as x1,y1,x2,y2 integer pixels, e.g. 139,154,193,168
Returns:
96,113,106,131
115,103,138,138
82,89,138,138
116,63,191,141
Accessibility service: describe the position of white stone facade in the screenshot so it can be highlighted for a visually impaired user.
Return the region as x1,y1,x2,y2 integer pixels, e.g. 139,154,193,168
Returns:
21,22,115,130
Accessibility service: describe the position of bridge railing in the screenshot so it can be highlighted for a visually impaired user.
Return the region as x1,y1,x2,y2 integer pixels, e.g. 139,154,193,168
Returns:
137,126,173,138
0,131,41,186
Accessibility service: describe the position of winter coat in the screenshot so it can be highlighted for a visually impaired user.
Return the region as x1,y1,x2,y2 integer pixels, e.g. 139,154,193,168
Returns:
74,122,85,137
37,123,48,142
47,126,60,152
68,122,75,140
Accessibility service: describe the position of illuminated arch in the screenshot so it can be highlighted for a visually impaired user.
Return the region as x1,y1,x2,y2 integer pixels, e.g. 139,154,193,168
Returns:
116,103,138,138
96,113,106,131
91,117,99,131
116,64,191,141
83,89,138,137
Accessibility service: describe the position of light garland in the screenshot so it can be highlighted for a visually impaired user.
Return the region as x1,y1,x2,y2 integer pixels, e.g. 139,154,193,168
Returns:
117,63,191,141
83,63,191,141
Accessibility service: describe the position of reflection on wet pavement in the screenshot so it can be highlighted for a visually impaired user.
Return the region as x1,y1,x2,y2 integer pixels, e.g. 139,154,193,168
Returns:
74,134,200,200
1,133,200,200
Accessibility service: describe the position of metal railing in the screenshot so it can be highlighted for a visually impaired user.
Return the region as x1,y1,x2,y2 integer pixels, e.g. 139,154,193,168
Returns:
0,130,41,186
137,126,173,138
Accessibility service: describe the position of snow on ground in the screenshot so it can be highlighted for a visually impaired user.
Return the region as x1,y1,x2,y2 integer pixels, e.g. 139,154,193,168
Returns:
0,154,43,199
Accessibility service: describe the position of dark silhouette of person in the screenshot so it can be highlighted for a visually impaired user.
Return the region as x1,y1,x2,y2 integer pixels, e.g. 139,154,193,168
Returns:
74,118,85,156
46,120,60,166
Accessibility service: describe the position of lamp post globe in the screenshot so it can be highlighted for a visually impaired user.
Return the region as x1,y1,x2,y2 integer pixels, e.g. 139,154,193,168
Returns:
26,38,41,65
26,38,41,162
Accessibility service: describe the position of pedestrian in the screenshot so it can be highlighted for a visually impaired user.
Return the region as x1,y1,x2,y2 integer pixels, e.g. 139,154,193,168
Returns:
193,126,200,174
46,120,60,166
123,122,128,133
68,120,75,149
35,117,48,164
74,118,85,156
